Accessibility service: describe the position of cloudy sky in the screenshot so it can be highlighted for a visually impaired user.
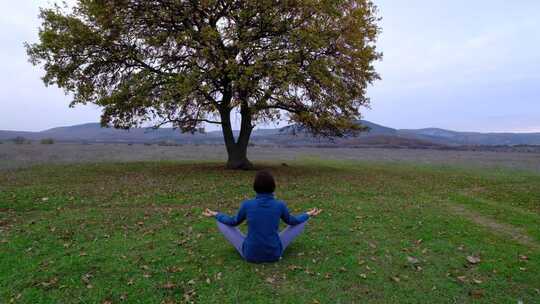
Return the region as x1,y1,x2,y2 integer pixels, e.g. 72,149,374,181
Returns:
1,0,539,132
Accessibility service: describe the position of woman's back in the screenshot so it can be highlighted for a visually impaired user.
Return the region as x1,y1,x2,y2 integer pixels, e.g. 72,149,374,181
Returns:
216,193,309,263
204,170,321,263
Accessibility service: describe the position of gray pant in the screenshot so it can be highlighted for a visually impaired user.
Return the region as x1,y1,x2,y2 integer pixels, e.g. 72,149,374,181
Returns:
216,220,308,258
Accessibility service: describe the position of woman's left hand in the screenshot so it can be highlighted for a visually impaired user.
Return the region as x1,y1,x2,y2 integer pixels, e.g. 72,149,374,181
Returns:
202,208,218,217
306,208,323,217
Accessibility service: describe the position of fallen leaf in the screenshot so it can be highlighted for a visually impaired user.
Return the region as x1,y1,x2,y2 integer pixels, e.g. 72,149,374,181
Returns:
287,265,302,271
265,277,275,283
469,289,485,299
166,266,183,273
81,273,92,284
407,256,419,264
519,255,529,261
473,279,483,284
466,256,481,264
359,273,367,279
161,282,176,289
391,276,400,283
41,277,58,288
456,276,467,283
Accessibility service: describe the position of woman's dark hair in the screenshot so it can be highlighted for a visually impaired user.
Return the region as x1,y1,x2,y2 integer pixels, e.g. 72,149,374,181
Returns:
253,170,276,194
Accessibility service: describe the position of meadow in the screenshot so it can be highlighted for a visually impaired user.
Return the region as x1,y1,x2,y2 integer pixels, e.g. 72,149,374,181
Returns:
1,149,540,303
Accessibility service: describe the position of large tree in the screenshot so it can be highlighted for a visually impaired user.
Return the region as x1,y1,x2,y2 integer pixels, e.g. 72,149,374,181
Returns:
26,0,381,169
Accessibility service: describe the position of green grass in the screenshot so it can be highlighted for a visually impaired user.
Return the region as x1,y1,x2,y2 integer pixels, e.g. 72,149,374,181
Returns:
1,160,539,303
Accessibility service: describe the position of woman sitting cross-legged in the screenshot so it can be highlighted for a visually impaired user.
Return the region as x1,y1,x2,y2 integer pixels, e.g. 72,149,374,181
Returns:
202,170,322,263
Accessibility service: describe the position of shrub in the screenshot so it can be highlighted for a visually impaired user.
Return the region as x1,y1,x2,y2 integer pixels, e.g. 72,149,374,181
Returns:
40,138,55,144
157,140,177,146
12,136,28,144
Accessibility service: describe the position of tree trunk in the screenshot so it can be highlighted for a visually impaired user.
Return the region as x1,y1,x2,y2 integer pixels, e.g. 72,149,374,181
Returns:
219,102,254,170
226,143,253,170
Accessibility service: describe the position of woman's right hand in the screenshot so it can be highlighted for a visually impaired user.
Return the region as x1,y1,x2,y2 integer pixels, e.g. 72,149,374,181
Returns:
306,208,323,217
202,208,218,217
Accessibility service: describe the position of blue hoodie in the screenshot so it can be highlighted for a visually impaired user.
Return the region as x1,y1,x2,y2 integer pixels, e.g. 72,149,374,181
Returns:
215,193,309,263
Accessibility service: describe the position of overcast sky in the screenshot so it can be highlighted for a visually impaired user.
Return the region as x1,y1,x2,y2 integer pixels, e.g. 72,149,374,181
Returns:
1,0,539,132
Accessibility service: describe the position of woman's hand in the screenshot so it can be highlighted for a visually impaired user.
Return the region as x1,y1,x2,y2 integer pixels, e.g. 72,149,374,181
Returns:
306,208,323,217
202,208,218,217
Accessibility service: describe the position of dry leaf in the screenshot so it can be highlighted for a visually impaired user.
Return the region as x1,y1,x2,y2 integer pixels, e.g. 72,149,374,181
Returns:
161,282,176,289
41,277,58,288
518,255,528,261
287,265,302,271
466,256,481,264
407,256,419,264
469,289,485,299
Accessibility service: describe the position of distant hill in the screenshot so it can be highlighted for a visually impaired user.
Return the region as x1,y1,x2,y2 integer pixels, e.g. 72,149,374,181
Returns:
1,120,540,147
399,128,540,146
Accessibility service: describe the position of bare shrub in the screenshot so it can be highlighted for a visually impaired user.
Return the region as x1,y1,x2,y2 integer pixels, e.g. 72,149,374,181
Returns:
40,138,55,144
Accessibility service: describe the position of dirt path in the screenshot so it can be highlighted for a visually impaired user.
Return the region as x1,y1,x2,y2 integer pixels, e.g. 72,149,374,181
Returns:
447,204,540,250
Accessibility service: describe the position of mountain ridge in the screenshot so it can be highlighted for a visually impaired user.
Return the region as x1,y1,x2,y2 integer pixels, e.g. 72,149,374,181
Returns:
2,121,540,147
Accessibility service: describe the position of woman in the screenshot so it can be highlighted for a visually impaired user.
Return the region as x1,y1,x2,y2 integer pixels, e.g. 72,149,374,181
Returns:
202,170,322,263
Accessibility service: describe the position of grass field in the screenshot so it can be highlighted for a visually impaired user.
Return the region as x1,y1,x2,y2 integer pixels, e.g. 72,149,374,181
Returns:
1,159,539,303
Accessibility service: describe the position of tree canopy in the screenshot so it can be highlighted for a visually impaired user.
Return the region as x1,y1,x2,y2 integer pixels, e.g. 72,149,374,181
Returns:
26,0,382,169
